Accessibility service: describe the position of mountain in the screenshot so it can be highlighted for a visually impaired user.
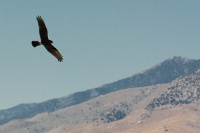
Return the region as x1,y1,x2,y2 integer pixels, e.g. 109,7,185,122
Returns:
0,82,172,133
146,69,200,110
1,68,200,133
1,56,200,125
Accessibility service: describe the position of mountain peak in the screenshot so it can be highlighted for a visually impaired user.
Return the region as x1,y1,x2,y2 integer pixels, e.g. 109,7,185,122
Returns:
140,56,192,75
1,57,200,125
168,56,192,63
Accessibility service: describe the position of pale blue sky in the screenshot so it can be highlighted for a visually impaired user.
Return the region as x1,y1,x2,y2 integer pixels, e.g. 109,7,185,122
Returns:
1,0,200,109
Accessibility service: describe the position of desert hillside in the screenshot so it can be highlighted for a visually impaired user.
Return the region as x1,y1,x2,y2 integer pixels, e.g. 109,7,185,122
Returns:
63,104,200,133
1,57,200,126
1,58,200,133
0,83,170,133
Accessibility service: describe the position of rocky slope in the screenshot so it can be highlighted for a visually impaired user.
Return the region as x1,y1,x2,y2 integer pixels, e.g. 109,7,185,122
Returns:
147,69,200,110
2,68,200,133
63,104,200,133
0,84,170,133
1,56,200,126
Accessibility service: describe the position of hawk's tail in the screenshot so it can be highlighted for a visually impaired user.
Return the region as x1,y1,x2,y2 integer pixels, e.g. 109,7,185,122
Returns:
32,41,41,47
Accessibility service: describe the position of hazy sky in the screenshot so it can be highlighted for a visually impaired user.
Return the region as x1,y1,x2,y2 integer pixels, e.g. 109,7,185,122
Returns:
1,0,200,109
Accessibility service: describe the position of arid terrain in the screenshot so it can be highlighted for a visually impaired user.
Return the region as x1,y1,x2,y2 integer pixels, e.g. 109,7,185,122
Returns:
1,80,200,133
63,104,200,133
1,57,200,133
0,84,169,133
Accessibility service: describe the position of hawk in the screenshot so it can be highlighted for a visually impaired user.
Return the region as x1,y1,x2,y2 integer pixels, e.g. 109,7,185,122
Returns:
32,16,63,62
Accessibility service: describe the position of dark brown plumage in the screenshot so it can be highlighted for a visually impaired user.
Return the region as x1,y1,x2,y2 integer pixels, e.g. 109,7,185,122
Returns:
32,16,63,62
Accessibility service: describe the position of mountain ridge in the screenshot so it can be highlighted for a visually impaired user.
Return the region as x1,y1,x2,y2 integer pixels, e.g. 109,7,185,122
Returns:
1,56,200,125
2,68,200,133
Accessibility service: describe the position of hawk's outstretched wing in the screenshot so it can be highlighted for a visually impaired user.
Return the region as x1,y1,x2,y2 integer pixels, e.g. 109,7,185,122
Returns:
44,44,63,62
36,16,49,42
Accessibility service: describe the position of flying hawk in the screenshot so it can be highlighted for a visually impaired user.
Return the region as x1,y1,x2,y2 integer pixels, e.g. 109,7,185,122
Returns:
32,16,63,62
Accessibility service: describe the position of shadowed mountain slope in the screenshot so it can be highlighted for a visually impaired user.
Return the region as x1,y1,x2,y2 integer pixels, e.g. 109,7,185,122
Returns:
1,56,200,125
1,69,200,133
